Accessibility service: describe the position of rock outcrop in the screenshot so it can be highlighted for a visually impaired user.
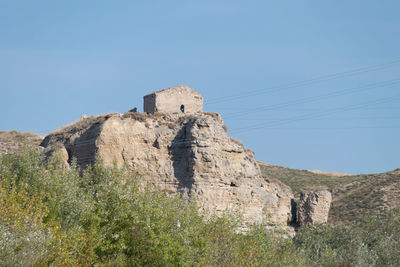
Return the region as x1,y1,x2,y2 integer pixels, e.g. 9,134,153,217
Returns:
297,189,332,226
41,111,294,227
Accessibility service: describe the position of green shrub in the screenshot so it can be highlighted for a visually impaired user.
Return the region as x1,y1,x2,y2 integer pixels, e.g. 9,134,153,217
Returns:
293,224,376,266
1,147,400,266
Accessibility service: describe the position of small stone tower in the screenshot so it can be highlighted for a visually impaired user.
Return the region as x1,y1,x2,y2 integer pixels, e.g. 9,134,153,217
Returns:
143,85,203,114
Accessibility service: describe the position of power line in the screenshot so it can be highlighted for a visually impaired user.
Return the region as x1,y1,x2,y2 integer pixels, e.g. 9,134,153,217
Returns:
223,79,400,119
206,58,400,105
249,126,400,130
228,116,400,121
231,95,400,133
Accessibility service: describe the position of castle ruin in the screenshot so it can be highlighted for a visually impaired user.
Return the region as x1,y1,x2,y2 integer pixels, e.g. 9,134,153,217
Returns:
143,85,203,114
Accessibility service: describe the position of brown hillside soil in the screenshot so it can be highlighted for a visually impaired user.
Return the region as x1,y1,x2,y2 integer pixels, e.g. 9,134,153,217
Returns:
0,130,43,155
329,169,400,224
259,162,400,225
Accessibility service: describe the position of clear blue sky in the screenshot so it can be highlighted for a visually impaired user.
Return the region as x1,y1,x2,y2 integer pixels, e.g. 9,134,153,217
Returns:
1,1,399,174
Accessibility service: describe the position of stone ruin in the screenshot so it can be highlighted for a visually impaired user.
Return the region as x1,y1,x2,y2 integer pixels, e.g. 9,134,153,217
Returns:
143,85,203,114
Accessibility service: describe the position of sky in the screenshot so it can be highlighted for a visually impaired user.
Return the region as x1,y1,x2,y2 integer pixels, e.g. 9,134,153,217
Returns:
1,0,399,174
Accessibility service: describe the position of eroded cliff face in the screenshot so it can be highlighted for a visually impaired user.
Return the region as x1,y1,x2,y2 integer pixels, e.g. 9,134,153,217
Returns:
41,112,294,227
297,190,332,226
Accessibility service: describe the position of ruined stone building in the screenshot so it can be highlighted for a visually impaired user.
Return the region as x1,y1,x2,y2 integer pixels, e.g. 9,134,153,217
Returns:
143,85,203,114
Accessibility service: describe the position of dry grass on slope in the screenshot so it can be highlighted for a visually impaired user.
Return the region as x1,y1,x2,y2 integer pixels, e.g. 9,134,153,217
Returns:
259,162,400,225
258,162,354,196
0,130,43,155
329,169,400,224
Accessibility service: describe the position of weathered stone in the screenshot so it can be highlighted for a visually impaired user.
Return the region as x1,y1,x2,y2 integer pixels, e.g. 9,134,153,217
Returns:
143,85,203,114
297,189,332,226
41,112,294,227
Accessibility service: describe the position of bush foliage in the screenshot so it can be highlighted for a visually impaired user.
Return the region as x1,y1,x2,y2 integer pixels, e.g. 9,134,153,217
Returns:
1,148,400,266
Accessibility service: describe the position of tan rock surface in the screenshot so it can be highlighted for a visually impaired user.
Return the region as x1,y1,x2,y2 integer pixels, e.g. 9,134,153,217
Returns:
297,189,332,226
41,112,294,226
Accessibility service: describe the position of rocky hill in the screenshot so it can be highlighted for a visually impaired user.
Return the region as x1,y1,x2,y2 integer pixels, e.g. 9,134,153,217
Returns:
259,162,400,224
1,84,334,231
0,130,43,155
40,111,298,228
2,124,396,227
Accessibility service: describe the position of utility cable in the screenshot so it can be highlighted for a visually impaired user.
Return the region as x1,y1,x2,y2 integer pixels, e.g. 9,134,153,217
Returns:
206,58,400,105
231,95,400,133
223,79,400,119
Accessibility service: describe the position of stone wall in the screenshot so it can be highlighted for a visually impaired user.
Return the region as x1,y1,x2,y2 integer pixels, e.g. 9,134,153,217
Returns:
143,85,203,114
143,93,156,114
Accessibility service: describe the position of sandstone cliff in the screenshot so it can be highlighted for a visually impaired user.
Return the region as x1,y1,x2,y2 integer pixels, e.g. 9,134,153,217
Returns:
41,111,294,227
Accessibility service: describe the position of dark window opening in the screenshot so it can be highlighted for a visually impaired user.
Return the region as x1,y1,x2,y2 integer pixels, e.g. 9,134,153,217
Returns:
180,104,185,113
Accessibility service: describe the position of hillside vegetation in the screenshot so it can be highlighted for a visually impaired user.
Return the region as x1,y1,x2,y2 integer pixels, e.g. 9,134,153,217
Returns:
259,162,400,224
0,148,304,266
1,148,400,266
3,131,399,226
